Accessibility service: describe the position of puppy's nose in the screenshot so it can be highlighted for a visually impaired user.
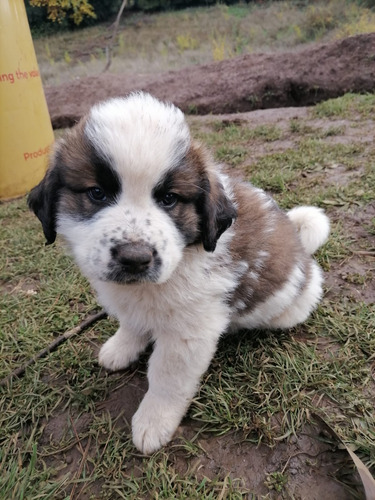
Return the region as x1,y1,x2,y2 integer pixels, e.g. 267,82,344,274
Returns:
111,243,154,274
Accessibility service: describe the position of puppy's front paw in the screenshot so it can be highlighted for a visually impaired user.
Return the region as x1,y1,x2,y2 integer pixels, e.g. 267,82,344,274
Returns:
98,332,143,371
132,394,182,454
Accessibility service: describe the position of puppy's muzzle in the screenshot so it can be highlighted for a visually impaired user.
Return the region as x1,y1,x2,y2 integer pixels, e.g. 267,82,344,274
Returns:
111,242,156,275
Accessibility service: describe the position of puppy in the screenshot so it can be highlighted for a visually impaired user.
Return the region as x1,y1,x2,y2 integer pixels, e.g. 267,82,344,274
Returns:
28,92,330,454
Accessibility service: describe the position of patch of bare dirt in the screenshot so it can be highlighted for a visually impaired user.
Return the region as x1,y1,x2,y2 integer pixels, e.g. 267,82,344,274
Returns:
40,374,362,499
325,204,375,305
45,33,375,128
39,374,147,499
0,277,39,296
175,423,360,499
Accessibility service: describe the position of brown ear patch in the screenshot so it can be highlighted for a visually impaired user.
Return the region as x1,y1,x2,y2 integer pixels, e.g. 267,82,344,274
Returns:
184,142,237,252
27,160,63,245
200,175,237,252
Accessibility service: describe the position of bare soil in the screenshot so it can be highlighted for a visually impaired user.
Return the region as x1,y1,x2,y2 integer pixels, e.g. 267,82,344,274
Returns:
41,378,361,499
45,33,375,128
38,34,375,498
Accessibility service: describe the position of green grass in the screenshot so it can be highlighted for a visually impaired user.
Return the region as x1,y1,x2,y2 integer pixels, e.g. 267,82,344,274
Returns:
313,92,375,119
1,89,374,498
33,1,375,85
193,302,375,453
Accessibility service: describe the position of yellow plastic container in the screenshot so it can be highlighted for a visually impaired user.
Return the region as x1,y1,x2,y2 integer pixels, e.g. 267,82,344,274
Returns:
0,0,54,200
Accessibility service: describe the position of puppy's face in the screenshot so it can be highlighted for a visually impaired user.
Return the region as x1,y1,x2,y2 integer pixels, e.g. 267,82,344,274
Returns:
28,93,236,285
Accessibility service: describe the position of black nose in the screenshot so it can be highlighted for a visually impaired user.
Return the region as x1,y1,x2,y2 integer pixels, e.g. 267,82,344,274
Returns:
111,243,155,274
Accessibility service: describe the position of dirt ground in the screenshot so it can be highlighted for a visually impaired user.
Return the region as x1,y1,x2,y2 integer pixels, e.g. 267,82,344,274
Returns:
45,33,375,128
36,35,375,498
41,379,360,499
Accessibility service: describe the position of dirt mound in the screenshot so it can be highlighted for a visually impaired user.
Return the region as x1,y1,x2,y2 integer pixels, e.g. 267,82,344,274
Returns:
46,33,375,128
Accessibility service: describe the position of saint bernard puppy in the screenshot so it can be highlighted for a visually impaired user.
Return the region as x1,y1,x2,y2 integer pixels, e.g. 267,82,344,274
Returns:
28,92,330,454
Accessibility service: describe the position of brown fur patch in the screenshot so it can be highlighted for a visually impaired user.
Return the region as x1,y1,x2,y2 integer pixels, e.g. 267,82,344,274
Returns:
229,183,308,313
53,120,121,219
58,121,97,190
154,142,236,249
151,142,208,245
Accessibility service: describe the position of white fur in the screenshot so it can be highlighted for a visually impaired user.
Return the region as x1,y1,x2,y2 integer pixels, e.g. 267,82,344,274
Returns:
52,93,329,454
58,94,193,286
86,92,191,188
231,262,305,330
269,261,323,329
94,234,238,454
58,199,185,285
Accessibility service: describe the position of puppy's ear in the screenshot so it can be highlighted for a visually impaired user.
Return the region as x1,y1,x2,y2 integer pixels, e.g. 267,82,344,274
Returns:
28,147,63,245
200,174,237,252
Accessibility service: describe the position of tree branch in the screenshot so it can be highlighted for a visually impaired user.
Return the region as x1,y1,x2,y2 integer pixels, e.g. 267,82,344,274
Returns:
0,310,107,387
103,0,128,73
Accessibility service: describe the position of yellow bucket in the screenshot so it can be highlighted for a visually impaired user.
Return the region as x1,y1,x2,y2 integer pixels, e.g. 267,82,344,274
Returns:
0,0,54,200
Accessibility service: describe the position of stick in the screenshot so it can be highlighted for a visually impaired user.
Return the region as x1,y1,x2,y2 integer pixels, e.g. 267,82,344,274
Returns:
351,250,375,257
0,310,107,387
103,0,128,73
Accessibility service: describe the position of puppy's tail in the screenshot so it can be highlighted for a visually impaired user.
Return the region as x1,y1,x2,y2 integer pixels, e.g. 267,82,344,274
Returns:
287,206,330,255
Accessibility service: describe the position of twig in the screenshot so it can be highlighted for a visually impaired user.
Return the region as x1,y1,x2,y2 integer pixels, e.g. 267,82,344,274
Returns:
281,449,328,474
102,0,128,73
0,310,107,387
350,250,375,257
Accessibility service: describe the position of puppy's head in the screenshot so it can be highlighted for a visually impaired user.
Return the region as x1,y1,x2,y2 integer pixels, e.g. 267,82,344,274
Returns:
28,92,236,284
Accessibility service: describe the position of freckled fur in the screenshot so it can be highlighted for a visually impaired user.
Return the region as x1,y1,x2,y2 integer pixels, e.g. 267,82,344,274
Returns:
28,92,330,455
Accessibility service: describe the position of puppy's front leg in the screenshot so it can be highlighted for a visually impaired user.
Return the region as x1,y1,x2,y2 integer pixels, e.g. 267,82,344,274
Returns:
99,324,150,372
132,333,218,454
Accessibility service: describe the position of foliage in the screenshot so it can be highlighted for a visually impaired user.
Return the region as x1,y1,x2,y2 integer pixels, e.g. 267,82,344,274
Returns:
297,1,375,41
176,33,200,51
26,0,375,38
26,0,245,33
28,0,96,25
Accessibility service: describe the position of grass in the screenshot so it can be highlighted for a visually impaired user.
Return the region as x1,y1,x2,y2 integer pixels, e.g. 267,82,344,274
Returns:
1,91,374,498
3,0,375,492
194,302,375,452
313,92,375,119
32,0,375,86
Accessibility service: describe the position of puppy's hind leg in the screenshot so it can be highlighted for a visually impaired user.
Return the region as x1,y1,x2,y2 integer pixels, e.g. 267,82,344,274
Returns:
99,324,151,372
269,261,324,329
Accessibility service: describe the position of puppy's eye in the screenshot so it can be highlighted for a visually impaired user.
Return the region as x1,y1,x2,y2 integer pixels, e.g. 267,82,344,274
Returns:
158,192,178,209
87,187,107,203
